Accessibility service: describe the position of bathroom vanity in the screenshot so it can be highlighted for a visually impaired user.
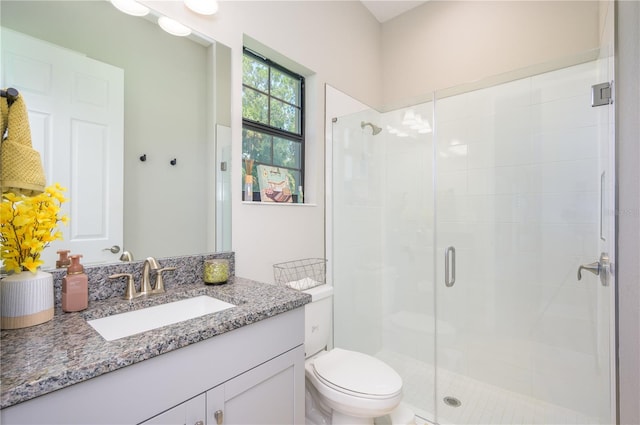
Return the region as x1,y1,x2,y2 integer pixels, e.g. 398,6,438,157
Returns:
0,270,310,424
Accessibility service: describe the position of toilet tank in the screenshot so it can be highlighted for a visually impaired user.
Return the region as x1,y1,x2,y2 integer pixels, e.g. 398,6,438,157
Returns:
303,285,333,358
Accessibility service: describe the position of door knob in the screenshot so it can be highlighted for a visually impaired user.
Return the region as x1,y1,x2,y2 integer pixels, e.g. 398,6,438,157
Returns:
103,245,120,254
577,252,610,286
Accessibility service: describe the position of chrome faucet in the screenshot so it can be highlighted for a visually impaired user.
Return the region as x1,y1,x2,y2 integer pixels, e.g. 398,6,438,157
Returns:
141,257,159,295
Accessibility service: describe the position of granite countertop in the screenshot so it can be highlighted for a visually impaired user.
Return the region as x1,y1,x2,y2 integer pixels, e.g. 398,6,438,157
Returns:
0,277,311,409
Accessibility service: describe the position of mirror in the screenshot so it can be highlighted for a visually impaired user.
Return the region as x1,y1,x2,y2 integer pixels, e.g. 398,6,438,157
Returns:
1,1,232,266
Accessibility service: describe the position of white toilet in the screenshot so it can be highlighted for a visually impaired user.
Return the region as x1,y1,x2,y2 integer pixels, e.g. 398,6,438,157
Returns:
303,285,403,425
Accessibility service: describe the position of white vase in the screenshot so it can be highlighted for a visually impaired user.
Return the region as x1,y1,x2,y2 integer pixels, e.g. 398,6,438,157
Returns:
1,269,54,329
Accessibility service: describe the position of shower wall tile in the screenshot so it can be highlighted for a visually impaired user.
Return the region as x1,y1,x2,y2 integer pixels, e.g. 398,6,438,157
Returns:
531,62,597,104
437,194,472,222
494,106,534,136
540,224,599,256
539,192,599,224
467,166,531,195
530,342,606,418
438,170,468,194
541,285,598,323
460,78,532,116
530,94,597,133
530,158,598,193
437,119,471,144
437,145,469,172
466,343,533,396
532,125,598,163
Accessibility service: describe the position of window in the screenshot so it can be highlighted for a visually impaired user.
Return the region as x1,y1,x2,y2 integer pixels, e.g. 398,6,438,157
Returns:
242,48,305,202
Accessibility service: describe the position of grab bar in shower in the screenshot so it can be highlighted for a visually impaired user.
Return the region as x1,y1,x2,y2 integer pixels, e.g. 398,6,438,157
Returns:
445,246,456,287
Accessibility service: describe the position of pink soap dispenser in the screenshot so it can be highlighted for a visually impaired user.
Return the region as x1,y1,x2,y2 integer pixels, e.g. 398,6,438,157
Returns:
62,255,88,312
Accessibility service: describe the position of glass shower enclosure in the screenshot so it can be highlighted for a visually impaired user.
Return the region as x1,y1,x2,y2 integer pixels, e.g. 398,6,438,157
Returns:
330,54,615,425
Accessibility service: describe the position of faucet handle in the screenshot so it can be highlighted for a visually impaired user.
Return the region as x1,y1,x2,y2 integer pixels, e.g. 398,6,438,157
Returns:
109,273,138,300
152,267,176,294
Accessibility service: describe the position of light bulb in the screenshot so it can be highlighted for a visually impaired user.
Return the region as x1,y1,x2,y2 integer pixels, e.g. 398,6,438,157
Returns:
184,0,219,15
158,16,192,37
110,0,149,16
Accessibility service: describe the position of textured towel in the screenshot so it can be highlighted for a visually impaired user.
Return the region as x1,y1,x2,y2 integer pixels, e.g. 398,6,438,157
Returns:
1,93,46,195
0,95,7,141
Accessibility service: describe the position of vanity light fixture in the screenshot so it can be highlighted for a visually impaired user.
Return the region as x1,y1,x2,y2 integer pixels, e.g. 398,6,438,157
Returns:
184,0,219,15
110,0,149,17
158,16,192,37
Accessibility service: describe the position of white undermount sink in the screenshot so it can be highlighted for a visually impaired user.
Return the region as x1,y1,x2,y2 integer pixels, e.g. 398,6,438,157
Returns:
87,295,235,341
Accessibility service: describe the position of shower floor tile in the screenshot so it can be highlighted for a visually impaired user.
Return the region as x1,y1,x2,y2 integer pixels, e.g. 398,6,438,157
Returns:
375,349,600,425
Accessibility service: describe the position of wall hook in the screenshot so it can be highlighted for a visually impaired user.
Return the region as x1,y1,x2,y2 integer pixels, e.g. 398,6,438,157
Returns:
170,158,177,166
139,154,147,162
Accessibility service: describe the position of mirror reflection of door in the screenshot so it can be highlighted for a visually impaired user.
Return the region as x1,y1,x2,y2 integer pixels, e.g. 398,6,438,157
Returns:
2,28,124,267
2,1,234,261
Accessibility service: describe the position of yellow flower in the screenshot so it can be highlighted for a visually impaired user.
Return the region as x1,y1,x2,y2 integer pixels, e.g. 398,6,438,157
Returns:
23,236,42,252
12,214,33,228
22,256,44,273
0,184,69,274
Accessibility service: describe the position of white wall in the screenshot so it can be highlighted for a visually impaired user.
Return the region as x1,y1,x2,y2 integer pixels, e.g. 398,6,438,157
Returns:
381,1,600,108
142,1,382,283
616,1,640,424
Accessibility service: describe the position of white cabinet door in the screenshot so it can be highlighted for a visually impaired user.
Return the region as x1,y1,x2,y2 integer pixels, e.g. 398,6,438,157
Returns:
1,28,124,267
206,347,304,425
140,394,205,425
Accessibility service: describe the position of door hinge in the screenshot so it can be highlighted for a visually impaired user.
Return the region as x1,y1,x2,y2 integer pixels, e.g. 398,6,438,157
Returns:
592,82,613,107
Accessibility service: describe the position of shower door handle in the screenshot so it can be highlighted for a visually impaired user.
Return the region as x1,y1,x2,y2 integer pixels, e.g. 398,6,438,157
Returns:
445,246,456,287
577,252,610,287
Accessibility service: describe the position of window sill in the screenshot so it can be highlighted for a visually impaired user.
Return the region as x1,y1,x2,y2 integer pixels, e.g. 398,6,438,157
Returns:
242,201,317,207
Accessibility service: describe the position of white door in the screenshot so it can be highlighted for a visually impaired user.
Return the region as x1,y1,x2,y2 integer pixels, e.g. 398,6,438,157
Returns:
1,28,124,266
433,59,616,424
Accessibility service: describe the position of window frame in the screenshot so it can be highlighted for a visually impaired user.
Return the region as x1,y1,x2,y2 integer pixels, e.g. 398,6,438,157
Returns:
242,47,305,201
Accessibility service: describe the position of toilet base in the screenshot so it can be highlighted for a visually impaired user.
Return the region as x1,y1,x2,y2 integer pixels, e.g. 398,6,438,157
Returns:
306,378,392,425
332,410,374,425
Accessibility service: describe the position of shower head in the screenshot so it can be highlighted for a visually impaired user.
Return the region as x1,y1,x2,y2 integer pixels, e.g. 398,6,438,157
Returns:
361,121,382,135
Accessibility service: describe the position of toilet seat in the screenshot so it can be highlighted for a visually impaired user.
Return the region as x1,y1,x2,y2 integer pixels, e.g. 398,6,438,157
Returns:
311,348,402,399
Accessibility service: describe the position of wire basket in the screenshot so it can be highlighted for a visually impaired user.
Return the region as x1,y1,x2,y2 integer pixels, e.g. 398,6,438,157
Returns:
273,258,327,291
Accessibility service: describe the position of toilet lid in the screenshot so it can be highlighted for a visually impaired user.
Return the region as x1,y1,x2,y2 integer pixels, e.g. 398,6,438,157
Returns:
312,348,402,397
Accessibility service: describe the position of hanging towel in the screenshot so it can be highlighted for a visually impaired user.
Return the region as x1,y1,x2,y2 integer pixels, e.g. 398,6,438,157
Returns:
0,92,46,195
0,95,7,141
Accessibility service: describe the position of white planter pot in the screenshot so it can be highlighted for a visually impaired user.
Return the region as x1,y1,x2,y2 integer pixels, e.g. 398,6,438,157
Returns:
1,270,54,329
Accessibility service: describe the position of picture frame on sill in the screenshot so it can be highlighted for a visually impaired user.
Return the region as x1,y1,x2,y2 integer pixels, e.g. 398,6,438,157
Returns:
256,165,294,203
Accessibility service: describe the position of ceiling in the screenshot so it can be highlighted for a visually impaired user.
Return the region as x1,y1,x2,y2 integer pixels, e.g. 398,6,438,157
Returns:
361,1,428,23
